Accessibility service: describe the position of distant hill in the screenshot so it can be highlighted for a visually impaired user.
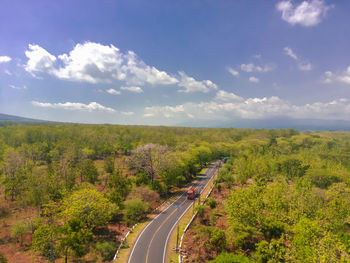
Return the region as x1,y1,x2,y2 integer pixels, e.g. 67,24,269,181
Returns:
178,118,350,131
0,113,46,122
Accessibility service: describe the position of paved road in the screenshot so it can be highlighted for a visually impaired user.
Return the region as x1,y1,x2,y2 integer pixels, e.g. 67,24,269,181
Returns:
128,164,220,263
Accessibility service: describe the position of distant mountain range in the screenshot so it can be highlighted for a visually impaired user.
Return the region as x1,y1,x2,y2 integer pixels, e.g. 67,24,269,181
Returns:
177,118,350,131
0,113,47,123
1,113,350,131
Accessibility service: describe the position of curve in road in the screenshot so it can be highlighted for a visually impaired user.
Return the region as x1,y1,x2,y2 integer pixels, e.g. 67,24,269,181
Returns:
128,163,219,263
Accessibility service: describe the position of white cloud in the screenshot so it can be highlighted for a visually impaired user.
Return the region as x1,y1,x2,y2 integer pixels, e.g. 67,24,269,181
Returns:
177,71,218,93
227,67,239,77
249,76,260,83
144,90,350,122
106,88,121,95
120,86,143,93
276,0,332,27
215,90,244,102
240,63,275,73
25,45,56,74
24,42,218,93
0,56,11,63
284,47,298,60
32,101,116,112
9,85,27,90
24,42,178,86
284,46,312,71
324,66,350,85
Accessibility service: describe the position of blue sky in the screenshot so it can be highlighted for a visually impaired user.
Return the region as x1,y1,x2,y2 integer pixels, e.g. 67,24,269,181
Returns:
1,0,350,125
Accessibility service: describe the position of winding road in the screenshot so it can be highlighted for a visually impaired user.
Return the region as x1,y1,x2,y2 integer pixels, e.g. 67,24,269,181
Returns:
128,163,220,263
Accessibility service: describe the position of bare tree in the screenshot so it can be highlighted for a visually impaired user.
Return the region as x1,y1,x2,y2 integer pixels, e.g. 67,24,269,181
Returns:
130,144,170,185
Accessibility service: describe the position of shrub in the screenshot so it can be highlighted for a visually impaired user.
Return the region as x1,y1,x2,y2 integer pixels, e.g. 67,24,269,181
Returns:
208,198,217,209
95,241,116,261
195,204,206,219
11,220,29,246
123,198,149,226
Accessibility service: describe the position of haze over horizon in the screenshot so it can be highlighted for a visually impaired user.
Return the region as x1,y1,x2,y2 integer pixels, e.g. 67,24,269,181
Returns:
1,0,350,126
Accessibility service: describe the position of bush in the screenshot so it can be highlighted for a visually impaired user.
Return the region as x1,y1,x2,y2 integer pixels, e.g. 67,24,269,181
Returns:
126,186,160,205
195,204,206,219
208,198,217,209
95,241,116,261
123,198,149,226
11,220,29,246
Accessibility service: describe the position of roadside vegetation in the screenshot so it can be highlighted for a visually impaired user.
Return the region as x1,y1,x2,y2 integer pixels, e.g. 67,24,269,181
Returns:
0,123,260,262
182,131,350,262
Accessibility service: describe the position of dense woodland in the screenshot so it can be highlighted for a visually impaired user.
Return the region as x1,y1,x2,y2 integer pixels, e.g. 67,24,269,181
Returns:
182,130,350,262
0,124,349,262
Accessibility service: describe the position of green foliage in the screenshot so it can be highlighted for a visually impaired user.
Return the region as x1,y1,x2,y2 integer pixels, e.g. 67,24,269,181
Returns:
11,220,30,246
123,198,149,226
80,159,99,184
32,224,58,259
95,241,116,261
195,204,206,219
60,186,117,229
198,227,227,253
255,237,287,263
103,156,115,174
208,198,217,209
278,158,309,180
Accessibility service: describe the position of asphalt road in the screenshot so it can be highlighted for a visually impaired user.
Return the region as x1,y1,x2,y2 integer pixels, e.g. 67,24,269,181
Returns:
128,164,219,263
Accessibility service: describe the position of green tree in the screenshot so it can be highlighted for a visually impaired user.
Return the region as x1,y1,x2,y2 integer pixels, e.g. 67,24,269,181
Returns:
123,198,149,226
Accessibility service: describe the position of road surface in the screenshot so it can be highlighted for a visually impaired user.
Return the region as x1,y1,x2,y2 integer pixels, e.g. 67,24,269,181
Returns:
128,163,220,263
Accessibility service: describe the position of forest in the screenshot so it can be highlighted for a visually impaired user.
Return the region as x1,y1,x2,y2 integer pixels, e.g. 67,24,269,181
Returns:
181,130,350,263
0,123,349,262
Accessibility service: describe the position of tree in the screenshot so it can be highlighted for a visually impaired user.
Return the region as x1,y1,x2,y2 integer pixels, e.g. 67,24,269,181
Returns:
32,224,58,262
79,159,99,184
1,149,27,201
103,156,115,174
123,198,149,226
130,144,170,185
60,186,117,229
11,220,30,246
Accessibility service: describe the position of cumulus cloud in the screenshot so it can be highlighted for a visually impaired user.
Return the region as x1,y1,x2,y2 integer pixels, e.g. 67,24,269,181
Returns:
276,0,332,27
32,101,116,112
120,86,143,93
249,76,260,83
214,90,244,102
0,56,11,63
106,88,121,95
240,63,275,73
24,42,217,93
178,71,218,93
284,46,312,71
227,67,239,77
323,66,350,84
144,90,350,122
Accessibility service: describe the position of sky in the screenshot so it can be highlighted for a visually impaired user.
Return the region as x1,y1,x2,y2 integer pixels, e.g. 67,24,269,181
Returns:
1,0,350,126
